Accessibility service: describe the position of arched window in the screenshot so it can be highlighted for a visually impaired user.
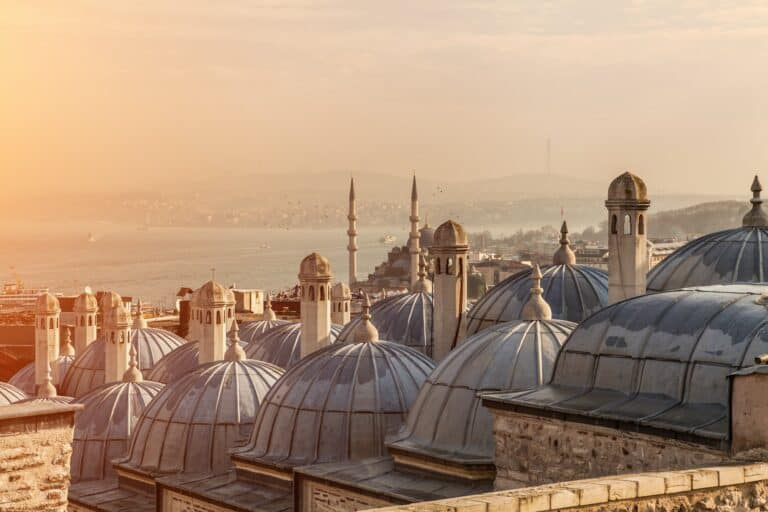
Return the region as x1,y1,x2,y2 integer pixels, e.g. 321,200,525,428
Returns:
216,311,222,324
309,286,315,301
459,257,464,277
611,215,618,234
623,214,632,235
49,318,54,330
436,258,442,274
301,286,305,299
206,311,212,324
320,286,326,301
79,316,84,327
228,308,232,319
344,302,349,312
638,214,645,235
111,332,116,343
88,315,93,326
39,319,44,329
446,257,453,275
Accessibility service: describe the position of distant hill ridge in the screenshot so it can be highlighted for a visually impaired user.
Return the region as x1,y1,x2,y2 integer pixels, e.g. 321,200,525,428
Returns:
649,200,747,238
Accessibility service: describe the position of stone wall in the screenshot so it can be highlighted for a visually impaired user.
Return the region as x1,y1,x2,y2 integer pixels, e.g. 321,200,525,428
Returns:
0,403,81,512
299,480,393,512
369,463,768,512
492,408,727,489
161,490,234,512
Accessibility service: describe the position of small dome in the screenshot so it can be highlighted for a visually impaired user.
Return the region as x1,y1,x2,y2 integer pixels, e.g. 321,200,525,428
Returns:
433,220,468,247
99,291,123,312
239,319,292,344
61,328,184,397
244,322,343,369
607,171,648,202
74,292,98,313
234,340,435,469
336,292,433,357
196,281,235,308
466,264,608,335
9,355,76,395
331,282,351,300
36,293,60,314
389,319,574,465
71,380,164,482
299,252,332,279
0,382,27,404
146,338,247,384
123,358,283,476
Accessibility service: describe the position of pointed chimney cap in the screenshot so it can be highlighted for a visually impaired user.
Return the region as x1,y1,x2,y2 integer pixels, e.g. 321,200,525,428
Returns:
553,220,577,265
263,292,277,321
521,264,553,321
62,327,75,356
132,299,148,329
743,175,768,227
225,321,246,362
122,342,143,383
353,293,379,343
38,362,58,399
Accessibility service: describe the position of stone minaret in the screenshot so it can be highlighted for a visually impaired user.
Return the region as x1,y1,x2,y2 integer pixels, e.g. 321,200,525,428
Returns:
197,280,235,365
103,292,132,384
330,283,352,325
606,171,651,304
553,220,577,265
35,293,61,390
347,178,358,285
409,175,420,288
73,291,98,355
431,220,469,361
743,175,768,228
133,299,148,329
299,253,333,359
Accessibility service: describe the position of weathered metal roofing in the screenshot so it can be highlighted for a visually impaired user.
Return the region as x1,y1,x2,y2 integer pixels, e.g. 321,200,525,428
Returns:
123,358,283,476
239,319,292,344
336,292,433,357
60,328,184,397
244,322,343,369
483,284,768,443
9,354,75,395
147,339,247,384
388,319,574,465
234,340,435,470
71,380,164,482
0,381,27,404
466,264,607,334
647,228,768,292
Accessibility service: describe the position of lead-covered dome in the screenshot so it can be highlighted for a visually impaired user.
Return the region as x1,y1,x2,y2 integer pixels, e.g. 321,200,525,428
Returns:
500,284,768,442
299,252,332,278
388,317,574,467
336,292,433,357
607,171,648,202
61,328,184,397
239,319,292,344
122,357,283,476
0,382,27,404
9,355,75,395
146,337,247,384
244,322,342,369
433,220,468,247
233,338,435,470
36,292,60,314
71,379,163,482
74,292,98,312
196,280,235,307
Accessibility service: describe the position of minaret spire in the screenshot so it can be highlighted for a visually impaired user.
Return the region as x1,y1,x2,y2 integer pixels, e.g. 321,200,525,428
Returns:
743,175,768,227
347,177,358,285
409,173,420,288
521,264,553,321
553,220,577,265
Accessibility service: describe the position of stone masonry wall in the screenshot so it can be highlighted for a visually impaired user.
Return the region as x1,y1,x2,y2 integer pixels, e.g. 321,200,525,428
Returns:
300,479,393,512
493,409,727,489
0,404,80,512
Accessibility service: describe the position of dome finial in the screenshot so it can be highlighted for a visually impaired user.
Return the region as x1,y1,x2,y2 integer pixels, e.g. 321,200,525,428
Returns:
521,264,552,321
353,293,379,343
553,220,577,265
133,299,148,329
62,327,75,356
743,175,768,227
38,362,58,399
412,254,433,293
225,321,246,362
263,292,277,321
122,341,143,383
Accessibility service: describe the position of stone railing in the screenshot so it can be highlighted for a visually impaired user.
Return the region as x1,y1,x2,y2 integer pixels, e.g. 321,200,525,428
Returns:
369,463,768,511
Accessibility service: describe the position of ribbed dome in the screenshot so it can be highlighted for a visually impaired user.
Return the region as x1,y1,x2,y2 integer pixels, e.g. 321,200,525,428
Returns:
331,282,351,300
123,359,283,476
647,228,768,292
74,292,98,312
607,171,648,202
466,264,607,334
234,340,435,470
434,220,468,247
196,280,235,307
9,355,76,395
502,284,768,441
336,292,433,357
244,322,343,369
61,328,184,397
239,319,292,344
36,292,60,314
388,319,574,465
299,252,332,278
0,382,27,404
146,338,247,384
71,380,164,482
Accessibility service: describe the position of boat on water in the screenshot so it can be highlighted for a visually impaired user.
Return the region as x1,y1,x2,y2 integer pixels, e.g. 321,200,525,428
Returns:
379,234,396,245
0,282,60,309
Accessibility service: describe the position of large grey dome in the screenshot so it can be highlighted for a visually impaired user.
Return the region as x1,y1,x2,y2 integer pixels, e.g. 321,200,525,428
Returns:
9,354,75,395
239,319,291,344
244,322,343,369
336,292,433,357
466,264,607,334
71,380,164,482
147,338,247,384
647,228,768,291
61,328,184,397
388,319,573,466
500,284,768,443
0,381,27,404
123,358,283,476
234,340,435,470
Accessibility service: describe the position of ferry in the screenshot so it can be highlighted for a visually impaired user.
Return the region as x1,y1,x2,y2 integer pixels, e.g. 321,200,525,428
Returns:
379,234,396,245
0,282,60,309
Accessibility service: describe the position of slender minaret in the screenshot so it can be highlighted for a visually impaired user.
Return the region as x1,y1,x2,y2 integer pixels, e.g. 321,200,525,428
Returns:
553,220,577,265
606,171,651,303
34,293,61,391
431,220,469,361
347,178,358,285
197,281,235,365
521,265,553,321
330,283,352,325
103,292,132,384
73,291,98,355
742,175,768,228
133,299,148,329
353,293,379,343
299,253,333,358
263,292,277,321
409,175,420,288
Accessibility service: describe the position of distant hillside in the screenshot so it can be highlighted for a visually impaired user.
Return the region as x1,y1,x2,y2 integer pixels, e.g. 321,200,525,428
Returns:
649,201,747,238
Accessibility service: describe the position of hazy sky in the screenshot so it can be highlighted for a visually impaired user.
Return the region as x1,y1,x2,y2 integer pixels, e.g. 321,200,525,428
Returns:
3,1,768,198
